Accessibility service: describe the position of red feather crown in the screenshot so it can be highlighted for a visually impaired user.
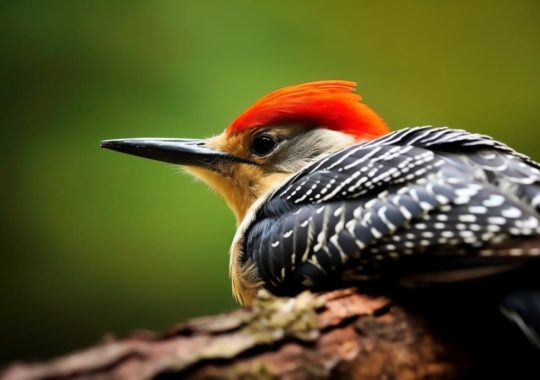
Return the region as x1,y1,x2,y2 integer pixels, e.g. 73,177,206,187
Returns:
226,80,389,140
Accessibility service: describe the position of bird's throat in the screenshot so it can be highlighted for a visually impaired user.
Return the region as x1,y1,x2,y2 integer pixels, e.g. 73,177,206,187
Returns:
183,166,291,224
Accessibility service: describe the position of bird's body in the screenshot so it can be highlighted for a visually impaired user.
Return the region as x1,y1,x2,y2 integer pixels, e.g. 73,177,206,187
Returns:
101,80,540,347
232,126,540,304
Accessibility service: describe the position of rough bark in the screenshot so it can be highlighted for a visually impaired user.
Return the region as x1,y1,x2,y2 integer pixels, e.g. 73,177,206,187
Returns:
1,289,469,380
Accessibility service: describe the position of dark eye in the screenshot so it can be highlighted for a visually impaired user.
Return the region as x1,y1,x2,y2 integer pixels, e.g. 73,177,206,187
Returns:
251,134,278,156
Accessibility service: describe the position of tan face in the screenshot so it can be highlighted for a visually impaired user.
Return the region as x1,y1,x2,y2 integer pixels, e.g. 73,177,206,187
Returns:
185,126,357,223
101,124,357,224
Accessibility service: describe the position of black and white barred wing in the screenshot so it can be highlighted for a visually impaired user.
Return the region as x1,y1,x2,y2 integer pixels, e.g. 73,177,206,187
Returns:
277,127,540,208
244,127,540,294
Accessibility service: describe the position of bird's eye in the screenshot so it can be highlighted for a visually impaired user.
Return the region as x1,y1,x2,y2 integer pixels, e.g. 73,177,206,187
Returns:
251,134,278,156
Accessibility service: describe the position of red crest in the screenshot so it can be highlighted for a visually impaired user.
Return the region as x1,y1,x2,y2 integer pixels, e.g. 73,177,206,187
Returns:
226,80,389,140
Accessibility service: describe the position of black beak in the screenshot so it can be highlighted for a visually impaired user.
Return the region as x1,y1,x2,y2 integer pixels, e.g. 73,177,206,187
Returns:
100,138,249,169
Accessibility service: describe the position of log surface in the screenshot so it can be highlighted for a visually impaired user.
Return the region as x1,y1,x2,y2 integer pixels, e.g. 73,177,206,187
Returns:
1,289,467,380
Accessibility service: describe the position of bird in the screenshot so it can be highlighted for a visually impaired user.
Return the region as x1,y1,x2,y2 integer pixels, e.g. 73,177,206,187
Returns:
101,80,540,349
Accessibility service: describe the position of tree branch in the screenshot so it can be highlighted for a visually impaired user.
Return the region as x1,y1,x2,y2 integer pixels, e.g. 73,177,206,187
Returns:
1,288,471,380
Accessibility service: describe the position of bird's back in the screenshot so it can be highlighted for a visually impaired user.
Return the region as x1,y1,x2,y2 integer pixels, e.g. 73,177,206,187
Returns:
241,127,540,295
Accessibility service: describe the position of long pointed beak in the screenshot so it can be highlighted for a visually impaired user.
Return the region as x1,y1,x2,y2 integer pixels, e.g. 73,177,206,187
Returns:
100,138,249,169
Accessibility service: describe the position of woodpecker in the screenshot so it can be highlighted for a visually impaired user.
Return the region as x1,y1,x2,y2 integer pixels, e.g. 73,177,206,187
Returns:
101,81,540,339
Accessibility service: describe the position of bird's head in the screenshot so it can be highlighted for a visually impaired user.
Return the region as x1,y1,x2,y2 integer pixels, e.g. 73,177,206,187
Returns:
101,80,389,223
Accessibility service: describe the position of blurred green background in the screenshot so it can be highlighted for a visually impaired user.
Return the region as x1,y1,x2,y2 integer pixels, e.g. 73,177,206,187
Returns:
1,0,539,365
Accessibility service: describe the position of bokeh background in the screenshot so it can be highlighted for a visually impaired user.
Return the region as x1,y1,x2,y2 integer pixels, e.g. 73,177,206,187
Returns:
1,0,539,365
